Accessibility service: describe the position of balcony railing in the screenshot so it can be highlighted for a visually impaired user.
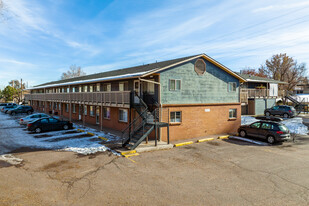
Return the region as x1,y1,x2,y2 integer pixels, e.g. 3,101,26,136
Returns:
240,89,286,104
25,91,131,107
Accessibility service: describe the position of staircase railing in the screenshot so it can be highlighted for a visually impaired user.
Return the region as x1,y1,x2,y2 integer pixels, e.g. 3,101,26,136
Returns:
121,93,149,146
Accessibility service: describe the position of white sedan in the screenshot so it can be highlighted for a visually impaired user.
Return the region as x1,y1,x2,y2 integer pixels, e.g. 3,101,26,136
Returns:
19,113,50,125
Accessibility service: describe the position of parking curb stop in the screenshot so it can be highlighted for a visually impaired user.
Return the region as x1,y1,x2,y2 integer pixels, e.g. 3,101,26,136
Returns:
197,138,214,143
98,136,108,141
218,135,229,139
121,150,137,156
77,129,85,132
174,141,194,147
87,132,95,136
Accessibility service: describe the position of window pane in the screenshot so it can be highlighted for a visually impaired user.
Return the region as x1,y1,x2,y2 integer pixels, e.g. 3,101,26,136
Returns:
170,112,176,122
175,112,181,122
170,80,175,90
176,80,181,90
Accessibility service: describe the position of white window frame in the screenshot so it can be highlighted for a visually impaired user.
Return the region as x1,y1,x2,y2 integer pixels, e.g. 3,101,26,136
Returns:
229,109,237,119
169,79,181,91
72,104,76,113
119,82,124,91
228,82,237,92
119,109,128,122
90,106,94,116
84,105,87,115
65,104,69,113
103,83,111,92
170,111,182,123
103,107,110,119
90,85,93,92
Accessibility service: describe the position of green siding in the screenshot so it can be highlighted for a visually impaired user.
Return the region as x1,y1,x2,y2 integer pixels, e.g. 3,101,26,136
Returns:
160,59,240,104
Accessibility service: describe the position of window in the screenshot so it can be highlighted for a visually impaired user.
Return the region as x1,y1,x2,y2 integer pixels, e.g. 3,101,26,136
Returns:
103,83,111,92
261,123,273,130
72,87,75,93
170,111,181,123
194,58,206,75
119,109,128,122
250,122,261,128
228,82,237,92
40,119,48,123
65,104,69,113
90,106,94,116
146,81,155,94
49,118,59,123
96,83,100,92
79,86,82,93
119,82,124,91
169,79,181,91
84,85,88,92
66,87,69,93
73,104,76,113
103,107,110,119
272,106,279,110
229,109,237,119
90,85,93,92
84,105,87,115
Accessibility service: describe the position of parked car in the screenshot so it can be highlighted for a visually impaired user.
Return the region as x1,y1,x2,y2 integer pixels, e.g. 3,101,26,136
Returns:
238,120,290,144
264,105,296,118
27,117,73,133
0,103,17,110
19,113,50,125
1,105,18,113
7,106,34,115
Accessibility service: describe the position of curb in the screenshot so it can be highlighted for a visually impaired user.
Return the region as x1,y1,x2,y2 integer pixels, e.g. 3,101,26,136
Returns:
174,141,194,147
87,132,95,136
121,150,137,156
197,137,214,143
98,136,108,141
218,135,229,139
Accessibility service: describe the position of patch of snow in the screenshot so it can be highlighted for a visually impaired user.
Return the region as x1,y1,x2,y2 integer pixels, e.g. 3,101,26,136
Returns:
241,116,309,135
62,146,120,156
0,154,23,165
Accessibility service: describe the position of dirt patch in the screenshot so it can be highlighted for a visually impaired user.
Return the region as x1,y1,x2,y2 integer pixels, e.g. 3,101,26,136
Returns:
0,160,12,168
207,141,220,146
40,160,69,171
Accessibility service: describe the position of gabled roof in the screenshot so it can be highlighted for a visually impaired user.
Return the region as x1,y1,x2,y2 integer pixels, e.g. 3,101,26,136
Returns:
237,73,287,84
32,53,246,89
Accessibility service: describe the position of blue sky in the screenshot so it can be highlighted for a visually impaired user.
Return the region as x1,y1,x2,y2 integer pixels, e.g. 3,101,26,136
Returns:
1,0,309,89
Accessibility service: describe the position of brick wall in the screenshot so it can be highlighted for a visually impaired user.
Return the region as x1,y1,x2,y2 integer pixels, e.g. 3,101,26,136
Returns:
160,103,241,141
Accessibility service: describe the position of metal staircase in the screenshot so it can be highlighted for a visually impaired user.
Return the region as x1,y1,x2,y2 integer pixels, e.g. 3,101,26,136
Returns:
285,91,306,114
121,93,159,150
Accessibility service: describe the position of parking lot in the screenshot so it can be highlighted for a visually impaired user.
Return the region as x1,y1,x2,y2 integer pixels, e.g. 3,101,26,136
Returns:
1,112,309,205
0,112,119,155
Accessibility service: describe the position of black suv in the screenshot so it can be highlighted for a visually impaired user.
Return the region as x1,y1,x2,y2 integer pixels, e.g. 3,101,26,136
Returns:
238,120,290,144
8,106,34,115
264,105,296,118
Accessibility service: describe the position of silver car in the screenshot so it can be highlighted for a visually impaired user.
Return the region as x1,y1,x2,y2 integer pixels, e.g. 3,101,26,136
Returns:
19,113,50,125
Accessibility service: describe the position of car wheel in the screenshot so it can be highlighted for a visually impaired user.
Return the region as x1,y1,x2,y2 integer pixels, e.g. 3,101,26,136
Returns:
283,113,289,118
35,127,42,133
265,112,270,116
63,125,69,130
27,111,32,115
239,130,247,137
267,135,275,144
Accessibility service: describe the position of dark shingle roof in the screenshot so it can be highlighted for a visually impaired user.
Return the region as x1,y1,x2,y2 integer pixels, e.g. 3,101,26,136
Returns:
237,73,286,84
35,54,201,87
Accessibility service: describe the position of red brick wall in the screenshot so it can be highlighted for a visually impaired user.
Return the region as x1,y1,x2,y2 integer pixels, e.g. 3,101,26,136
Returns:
160,103,241,141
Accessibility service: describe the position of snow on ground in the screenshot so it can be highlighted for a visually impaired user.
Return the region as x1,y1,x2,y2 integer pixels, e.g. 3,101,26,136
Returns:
0,112,121,155
241,116,309,135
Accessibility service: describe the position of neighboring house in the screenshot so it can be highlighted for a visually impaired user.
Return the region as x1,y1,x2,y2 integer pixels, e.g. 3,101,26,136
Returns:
293,83,309,94
25,54,245,149
237,73,286,115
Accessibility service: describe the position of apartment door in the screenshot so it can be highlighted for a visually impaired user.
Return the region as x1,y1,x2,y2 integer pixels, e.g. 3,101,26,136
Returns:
134,80,140,104
96,107,100,125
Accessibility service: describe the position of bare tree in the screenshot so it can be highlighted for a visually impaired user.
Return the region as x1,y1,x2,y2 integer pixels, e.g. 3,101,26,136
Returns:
240,67,267,78
61,65,86,80
0,0,9,22
259,53,307,91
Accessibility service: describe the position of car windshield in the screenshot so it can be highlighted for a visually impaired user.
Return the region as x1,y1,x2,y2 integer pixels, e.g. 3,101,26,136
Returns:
278,125,289,132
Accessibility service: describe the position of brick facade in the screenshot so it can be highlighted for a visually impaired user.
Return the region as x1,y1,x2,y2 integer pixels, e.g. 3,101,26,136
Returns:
160,103,241,141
